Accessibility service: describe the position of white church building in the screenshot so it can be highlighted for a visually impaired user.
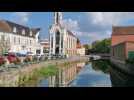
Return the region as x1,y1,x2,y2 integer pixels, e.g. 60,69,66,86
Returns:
49,12,77,57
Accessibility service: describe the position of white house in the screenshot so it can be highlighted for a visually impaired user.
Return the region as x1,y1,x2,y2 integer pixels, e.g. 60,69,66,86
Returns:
0,20,41,55
77,47,85,56
39,39,50,55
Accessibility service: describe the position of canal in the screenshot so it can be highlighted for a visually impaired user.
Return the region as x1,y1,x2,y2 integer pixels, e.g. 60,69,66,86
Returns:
35,59,134,87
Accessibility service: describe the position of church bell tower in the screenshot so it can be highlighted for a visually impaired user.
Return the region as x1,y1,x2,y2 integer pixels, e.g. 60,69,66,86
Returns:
54,12,63,25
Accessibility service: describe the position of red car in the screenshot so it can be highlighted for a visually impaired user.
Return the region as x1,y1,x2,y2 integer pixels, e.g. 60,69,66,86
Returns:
7,53,21,64
0,56,6,65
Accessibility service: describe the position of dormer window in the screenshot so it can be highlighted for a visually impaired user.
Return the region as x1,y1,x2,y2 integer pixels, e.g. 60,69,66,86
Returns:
13,27,17,33
22,29,25,35
30,31,32,36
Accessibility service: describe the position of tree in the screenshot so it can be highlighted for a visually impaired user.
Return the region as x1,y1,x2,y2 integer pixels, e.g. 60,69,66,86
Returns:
83,44,90,50
83,44,92,55
0,35,10,55
92,38,111,53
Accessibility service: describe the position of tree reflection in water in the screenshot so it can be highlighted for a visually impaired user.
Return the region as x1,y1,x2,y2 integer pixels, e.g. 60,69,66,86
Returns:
109,66,134,87
91,60,134,87
38,60,134,87
91,60,111,74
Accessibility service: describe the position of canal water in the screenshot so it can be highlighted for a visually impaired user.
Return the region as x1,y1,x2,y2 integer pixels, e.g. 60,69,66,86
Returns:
37,60,134,87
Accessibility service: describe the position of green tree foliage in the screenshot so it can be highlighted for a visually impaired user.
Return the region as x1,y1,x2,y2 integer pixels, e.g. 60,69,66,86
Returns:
92,60,111,74
83,44,89,50
92,38,111,53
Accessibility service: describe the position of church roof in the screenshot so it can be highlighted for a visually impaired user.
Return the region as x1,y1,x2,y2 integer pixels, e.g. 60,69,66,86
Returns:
67,30,76,38
112,26,134,35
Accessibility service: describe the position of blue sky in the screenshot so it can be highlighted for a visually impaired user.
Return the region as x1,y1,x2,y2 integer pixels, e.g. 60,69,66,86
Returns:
0,12,134,44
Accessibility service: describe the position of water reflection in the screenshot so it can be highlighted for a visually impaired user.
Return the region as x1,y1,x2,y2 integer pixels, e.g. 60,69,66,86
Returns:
92,60,111,74
109,66,134,87
71,61,111,87
38,59,134,87
39,60,111,87
39,62,85,87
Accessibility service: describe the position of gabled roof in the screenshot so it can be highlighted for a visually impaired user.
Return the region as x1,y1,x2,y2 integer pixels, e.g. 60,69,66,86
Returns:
112,26,134,35
67,30,76,38
0,20,40,38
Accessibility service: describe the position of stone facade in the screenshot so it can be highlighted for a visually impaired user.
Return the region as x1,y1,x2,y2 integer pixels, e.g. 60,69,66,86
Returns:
49,12,77,57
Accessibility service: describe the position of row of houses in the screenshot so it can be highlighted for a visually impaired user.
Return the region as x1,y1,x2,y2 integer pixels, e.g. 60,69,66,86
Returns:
0,20,41,55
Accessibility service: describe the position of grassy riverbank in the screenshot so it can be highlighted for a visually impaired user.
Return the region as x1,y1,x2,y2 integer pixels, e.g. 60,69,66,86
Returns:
18,60,87,87
18,65,59,87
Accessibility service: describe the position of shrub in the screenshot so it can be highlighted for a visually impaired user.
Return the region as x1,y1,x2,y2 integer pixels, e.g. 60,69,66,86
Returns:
126,58,134,64
24,56,33,63
38,65,58,77
14,58,21,64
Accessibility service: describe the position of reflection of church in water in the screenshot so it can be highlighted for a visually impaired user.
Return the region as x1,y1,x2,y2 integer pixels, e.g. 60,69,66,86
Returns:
47,62,85,87
49,12,77,57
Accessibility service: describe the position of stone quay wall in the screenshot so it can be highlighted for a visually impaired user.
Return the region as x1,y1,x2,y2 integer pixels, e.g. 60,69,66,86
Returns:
0,56,88,87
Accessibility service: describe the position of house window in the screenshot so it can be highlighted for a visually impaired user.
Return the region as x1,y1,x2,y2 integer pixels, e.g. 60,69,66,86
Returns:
30,31,32,36
13,27,17,33
18,37,20,44
22,29,25,35
30,40,32,45
14,37,16,44
27,39,28,45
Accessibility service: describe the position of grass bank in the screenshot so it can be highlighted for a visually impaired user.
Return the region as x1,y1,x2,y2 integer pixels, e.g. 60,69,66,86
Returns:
18,65,58,87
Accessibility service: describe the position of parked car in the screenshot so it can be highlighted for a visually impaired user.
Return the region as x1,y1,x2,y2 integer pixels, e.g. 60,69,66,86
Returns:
24,52,35,62
0,56,6,66
52,54,56,60
16,53,26,57
39,55,46,61
27,52,34,56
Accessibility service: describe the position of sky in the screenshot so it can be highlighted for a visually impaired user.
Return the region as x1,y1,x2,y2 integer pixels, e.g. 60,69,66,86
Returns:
0,12,134,44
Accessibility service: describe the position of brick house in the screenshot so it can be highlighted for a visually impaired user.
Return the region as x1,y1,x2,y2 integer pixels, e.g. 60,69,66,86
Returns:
111,26,134,46
111,26,134,61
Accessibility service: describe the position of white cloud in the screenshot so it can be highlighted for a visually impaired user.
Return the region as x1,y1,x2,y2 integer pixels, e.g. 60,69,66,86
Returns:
72,12,134,43
61,18,80,31
85,12,134,27
11,12,31,25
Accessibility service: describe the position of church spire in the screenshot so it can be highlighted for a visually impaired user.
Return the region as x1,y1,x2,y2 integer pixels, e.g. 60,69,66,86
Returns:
54,12,63,25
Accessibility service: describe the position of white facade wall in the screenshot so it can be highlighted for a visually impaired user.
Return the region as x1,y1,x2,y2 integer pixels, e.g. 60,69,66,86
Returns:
49,26,77,57
0,31,39,54
77,48,85,56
